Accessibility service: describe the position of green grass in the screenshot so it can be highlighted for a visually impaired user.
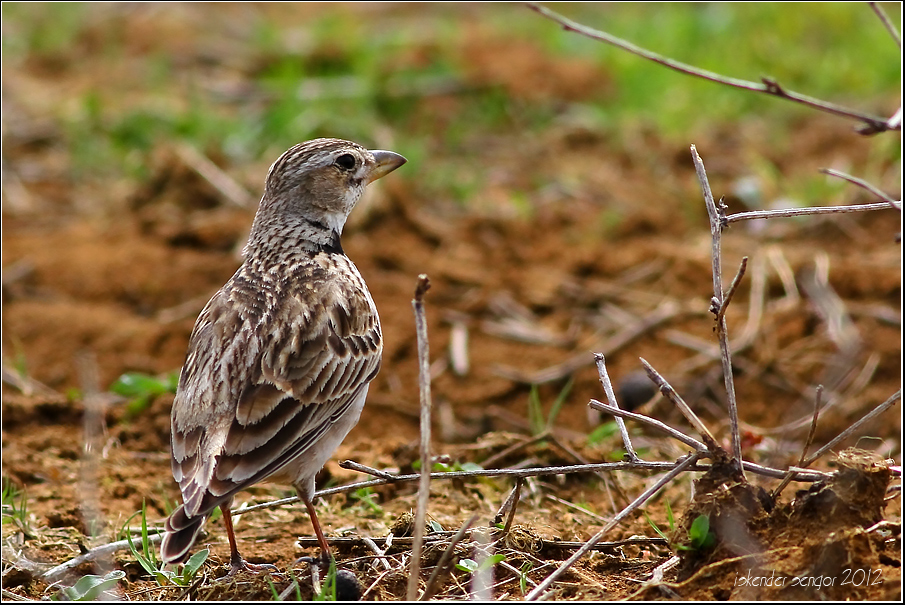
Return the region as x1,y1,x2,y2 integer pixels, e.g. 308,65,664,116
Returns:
1,478,32,536
2,3,898,206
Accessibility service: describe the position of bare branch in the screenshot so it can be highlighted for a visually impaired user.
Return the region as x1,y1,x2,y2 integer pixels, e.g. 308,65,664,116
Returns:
692,145,745,475
43,533,163,583
820,168,902,209
869,2,901,49
409,274,433,601
594,353,639,461
526,2,897,134
726,201,900,224
717,256,748,323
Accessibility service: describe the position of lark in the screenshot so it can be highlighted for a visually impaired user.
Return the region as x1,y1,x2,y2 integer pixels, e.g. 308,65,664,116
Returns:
160,138,406,574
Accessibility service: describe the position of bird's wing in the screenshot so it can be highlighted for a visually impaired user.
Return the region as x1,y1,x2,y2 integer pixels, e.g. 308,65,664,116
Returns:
170,269,381,519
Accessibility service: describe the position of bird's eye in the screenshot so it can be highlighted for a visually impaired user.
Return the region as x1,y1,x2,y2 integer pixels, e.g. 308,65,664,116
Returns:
335,154,357,170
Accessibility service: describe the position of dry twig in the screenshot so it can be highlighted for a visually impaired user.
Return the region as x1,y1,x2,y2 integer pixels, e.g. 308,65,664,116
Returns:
408,274,433,601
869,1,902,49
820,168,901,208
691,145,744,474
773,385,824,499
594,353,639,461
526,2,898,134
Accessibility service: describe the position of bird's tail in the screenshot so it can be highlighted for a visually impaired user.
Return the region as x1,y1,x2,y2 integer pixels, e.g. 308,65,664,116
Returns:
160,505,205,564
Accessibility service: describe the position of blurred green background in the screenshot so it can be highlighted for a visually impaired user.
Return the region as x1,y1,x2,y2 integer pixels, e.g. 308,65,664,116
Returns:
2,2,900,207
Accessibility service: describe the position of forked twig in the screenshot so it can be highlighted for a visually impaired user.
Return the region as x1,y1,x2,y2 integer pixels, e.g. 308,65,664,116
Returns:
525,453,702,600
691,145,744,475
589,399,707,453
492,478,524,533
802,390,901,467
526,2,897,134
772,385,824,499
408,274,433,601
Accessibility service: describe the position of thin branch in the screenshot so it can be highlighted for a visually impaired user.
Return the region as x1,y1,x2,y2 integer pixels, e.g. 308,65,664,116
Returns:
233,453,829,519
589,398,707,453
800,384,824,465
408,274,433,602
802,390,901,467
338,460,399,480
820,168,902,209
869,1,901,49
726,201,900,224
594,353,639,461
526,2,897,134
492,478,524,534
772,385,824,499
692,145,744,475
525,453,702,600
294,532,668,552
717,257,748,323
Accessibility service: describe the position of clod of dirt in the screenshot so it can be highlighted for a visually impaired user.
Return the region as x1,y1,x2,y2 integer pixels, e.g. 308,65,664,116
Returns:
673,454,770,582
791,448,892,529
637,448,900,600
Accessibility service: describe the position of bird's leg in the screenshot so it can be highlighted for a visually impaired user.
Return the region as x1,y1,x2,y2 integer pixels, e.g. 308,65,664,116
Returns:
303,496,333,560
221,505,278,576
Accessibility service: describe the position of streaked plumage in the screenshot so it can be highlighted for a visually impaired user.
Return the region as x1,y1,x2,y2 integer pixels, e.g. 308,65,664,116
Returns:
160,138,406,574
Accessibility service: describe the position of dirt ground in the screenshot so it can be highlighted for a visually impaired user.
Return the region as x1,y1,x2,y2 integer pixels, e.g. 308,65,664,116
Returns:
2,3,902,601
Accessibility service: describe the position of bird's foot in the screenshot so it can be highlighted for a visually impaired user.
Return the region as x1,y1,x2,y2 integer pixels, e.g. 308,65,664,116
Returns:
218,556,278,580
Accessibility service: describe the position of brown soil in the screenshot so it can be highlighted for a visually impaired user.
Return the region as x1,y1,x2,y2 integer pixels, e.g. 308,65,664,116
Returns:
1,4,901,601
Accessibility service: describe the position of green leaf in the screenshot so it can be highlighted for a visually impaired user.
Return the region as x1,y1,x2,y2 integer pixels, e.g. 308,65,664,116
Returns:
455,558,478,573
110,372,169,397
54,570,125,601
183,548,209,580
479,554,506,570
644,512,669,542
688,514,716,550
587,421,619,445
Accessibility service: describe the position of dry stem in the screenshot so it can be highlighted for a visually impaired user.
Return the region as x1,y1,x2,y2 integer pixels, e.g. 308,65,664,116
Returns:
594,353,639,461
691,145,744,475
408,274,433,601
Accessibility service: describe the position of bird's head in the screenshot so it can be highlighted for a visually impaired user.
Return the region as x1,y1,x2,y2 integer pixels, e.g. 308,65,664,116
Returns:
261,138,406,235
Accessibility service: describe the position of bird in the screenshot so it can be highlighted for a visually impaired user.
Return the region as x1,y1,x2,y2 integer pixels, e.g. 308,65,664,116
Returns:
160,138,406,575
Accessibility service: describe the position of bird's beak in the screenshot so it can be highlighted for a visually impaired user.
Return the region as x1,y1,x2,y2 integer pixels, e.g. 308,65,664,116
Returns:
367,150,407,184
